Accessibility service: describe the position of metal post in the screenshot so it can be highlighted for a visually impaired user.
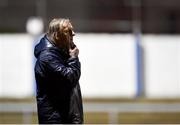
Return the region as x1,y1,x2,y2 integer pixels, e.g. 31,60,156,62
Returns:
36,0,47,27
131,0,144,97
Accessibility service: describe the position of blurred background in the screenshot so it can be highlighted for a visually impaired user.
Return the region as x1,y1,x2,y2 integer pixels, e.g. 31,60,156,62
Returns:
0,0,180,123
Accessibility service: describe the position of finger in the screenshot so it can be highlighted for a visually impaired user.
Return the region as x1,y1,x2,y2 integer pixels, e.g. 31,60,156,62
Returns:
69,47,76,53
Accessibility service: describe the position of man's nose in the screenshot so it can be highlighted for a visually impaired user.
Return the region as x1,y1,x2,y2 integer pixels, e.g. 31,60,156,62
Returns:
72,31,75,36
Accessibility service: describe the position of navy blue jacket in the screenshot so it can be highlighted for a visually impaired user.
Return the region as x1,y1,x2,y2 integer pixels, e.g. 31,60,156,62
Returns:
34,35,83,124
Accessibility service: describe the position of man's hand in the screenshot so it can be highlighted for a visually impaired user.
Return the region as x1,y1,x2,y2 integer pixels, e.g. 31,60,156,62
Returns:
69,47,79,58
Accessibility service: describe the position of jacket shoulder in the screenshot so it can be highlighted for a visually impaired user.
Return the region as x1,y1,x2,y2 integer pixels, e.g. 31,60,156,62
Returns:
38,48,62,62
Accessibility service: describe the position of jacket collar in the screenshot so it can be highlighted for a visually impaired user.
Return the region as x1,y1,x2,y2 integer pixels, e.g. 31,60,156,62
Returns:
34,34,70,59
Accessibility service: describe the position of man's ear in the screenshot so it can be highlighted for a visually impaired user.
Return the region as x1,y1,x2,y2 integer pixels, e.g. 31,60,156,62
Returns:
54,32,59,41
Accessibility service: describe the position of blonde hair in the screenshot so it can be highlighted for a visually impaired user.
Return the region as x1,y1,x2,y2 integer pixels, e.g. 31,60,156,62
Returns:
47,18,71,40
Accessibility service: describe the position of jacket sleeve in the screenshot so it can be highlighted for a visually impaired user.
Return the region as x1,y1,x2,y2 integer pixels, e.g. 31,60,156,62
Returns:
40,50,81,87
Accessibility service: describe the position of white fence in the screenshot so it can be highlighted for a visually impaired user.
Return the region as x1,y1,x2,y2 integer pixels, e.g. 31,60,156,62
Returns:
0,33,180,98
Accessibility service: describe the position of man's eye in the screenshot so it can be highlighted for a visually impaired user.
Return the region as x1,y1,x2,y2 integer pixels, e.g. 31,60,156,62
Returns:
69,30,73,36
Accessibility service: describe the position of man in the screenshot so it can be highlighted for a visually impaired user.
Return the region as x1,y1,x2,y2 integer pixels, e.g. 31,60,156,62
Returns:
34,18,83,124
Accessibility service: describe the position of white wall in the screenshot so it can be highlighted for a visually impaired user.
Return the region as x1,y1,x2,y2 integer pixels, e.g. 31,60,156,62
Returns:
142,35,180,98
0,34,34,97
0,33,137,98
0,33,180,98
75,34,136,98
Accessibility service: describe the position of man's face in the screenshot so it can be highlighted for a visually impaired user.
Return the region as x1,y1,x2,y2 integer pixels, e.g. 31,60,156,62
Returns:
57,21,75,50
63,23,75,48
